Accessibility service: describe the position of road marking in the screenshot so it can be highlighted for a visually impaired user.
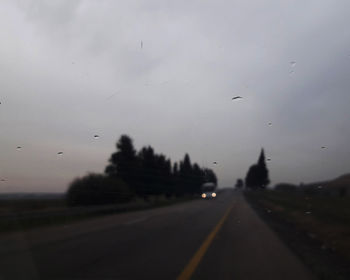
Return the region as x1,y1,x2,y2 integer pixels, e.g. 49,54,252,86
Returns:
177,202,235,280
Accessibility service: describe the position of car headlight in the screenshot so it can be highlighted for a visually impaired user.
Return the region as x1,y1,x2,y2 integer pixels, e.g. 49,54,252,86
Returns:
201,193,206,198
212,192,216,197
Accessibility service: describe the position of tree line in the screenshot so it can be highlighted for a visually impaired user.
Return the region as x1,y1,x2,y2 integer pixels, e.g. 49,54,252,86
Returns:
67,135,217,206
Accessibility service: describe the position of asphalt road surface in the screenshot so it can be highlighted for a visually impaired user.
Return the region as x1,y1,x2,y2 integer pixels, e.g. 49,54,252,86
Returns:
0,190,315,280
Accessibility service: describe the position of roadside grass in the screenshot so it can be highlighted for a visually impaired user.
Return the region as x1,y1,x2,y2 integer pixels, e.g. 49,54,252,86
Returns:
0,196,195,233
0,198,66,214
245,190,350,280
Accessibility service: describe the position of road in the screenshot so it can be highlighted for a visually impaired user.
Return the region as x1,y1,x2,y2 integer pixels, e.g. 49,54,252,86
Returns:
0,190,314,280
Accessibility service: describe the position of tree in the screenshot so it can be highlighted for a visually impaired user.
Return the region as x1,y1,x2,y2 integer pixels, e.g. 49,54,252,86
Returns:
245,164,260,189
235,178,244,189
245,149,270,189
256,149,270,187
138,146,175,197
66,173,132,206
178,154,193,196
191,163,205,194
137,146,157,196
105,135,141,195
204,169,218,186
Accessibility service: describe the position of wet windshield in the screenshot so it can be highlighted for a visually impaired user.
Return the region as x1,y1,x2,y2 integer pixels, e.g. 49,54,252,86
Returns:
0,1,350,279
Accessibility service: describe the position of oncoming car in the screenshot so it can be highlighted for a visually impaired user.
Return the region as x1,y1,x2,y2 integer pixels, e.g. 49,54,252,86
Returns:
201,192,217,199
201,182,217,199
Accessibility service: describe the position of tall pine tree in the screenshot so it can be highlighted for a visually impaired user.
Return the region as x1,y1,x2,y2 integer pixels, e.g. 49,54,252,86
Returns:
245,148,270,189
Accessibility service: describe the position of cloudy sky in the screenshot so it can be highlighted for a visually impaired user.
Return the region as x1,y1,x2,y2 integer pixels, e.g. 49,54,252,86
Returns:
1,0,350,192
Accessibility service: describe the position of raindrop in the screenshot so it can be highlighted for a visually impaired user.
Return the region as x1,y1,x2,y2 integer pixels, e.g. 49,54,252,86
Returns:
232,96,242,100
94,135,100,139
318,185,323,189
268,122,272,126
305,211,311,215
289,70,295,75
57,152,63,155
0,179,6,182
141,40,143,49
267,158,271,161
213,161,218,165
321,146,326,149
290,61,296,67
16,146,22,150
267,209,272,213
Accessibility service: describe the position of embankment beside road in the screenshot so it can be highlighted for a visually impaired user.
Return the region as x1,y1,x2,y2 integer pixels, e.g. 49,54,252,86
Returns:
245,190,350,280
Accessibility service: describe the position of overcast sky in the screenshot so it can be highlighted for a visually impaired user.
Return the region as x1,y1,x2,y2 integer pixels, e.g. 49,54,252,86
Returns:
1,0,350,192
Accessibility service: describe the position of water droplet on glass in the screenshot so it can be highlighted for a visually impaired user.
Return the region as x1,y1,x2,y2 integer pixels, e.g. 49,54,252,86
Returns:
290,61,296,67
16,146,22,150
289,70,295,75
268,122,272,126
232,96,243,100
57,152,63,155
94,135,100,139
305,211,311,214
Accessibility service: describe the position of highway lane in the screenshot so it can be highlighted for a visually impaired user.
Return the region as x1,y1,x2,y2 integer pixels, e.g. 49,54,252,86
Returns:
0,190,314,280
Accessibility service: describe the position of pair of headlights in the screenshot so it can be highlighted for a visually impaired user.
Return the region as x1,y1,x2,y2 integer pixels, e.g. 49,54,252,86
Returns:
201,192,216,198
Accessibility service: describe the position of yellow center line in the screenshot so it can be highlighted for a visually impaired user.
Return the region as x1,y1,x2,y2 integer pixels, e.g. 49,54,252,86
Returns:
177,201,235,280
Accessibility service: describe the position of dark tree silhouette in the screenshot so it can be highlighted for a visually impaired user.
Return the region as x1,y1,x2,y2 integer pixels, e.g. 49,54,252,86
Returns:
178,154,193,195
70,135,219,201
191,163,205,194
235,178,244,189
67,135,218,205
105,135,141,195
137,146,157,196
245,149,270,189
256,149,270,187
204,168,218,186
66,174,132,206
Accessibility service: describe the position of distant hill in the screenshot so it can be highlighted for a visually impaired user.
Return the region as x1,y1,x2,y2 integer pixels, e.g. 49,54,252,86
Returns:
274,173,350,196
299,174,350,196
322,174,350,195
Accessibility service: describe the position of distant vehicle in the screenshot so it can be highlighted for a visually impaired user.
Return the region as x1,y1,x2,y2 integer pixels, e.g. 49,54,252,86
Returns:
201,182,217,199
